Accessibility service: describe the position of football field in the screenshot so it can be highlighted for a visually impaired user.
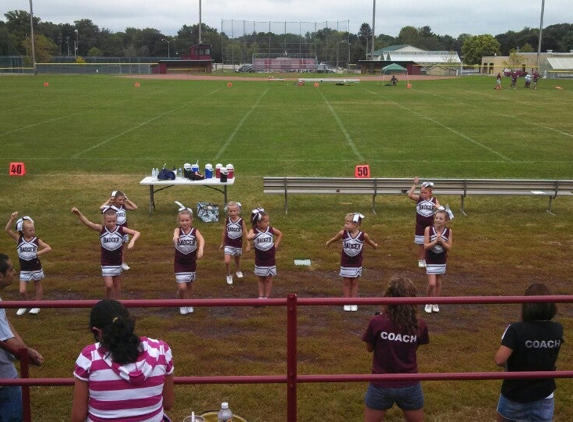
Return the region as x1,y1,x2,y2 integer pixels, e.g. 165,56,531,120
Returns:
1,74,573,421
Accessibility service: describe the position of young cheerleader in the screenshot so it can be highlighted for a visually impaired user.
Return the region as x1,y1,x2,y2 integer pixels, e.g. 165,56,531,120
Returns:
408,177,440,268
4,212,51,316
246,208,282,299
71,207,140,299
423,206,453,314
100,190,138,271
173,202,204,315
219,201,250,285
326,213,378,312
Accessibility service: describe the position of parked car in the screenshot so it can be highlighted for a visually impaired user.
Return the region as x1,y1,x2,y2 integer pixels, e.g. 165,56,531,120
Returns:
316,64,334,73
236,64,253,73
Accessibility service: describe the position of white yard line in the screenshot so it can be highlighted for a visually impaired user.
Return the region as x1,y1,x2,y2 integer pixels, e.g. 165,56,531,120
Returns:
73,88,222,158
318,89,365,162
214,88,269,160
366,89,512,162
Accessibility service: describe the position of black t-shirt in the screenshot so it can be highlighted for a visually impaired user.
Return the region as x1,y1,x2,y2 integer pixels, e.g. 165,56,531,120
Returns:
500,320,564,402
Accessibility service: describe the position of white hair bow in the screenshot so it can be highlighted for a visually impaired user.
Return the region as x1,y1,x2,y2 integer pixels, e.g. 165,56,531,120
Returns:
421,181,434,188
101,206,116,214
437,205,454,220
353,213,365,223
110,190,118,197
175,201,193,214
16,216,34,232
251,208,265,221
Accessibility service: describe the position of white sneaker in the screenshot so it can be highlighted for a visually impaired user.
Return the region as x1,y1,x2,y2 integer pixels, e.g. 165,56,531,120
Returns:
121,263,130,270
16,308,27,316
351,305,358,312
343,305,351,312
29,308,40,315
236,271,244,279
418,260,426,268
432,304,440,313
179,307,188,315
424,304,432,314
226,275,233,285
187,307,194,314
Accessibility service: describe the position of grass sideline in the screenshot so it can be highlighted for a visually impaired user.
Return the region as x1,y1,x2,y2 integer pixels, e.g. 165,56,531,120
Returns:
1,74,573,421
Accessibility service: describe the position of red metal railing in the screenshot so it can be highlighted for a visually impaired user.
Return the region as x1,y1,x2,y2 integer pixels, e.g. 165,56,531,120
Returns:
2,294,573,421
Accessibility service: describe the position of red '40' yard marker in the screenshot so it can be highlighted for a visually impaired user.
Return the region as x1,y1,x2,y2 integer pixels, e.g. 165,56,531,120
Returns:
9,162,26,176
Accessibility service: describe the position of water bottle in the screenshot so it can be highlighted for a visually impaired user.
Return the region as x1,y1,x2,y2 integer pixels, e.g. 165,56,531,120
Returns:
178,167,182,178
217,402,233,422
152,168,157,178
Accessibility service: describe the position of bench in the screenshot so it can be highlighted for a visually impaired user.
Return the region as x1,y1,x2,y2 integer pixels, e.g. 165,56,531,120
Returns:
262,177,573,215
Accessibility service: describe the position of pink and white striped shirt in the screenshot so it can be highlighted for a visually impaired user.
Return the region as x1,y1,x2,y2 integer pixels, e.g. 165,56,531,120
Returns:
74,337,174,422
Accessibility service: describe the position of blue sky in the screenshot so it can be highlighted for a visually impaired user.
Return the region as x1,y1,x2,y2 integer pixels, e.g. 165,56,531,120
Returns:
2,0,571,38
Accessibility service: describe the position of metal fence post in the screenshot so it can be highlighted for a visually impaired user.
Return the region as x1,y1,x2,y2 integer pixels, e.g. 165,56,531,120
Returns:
287,294,297,421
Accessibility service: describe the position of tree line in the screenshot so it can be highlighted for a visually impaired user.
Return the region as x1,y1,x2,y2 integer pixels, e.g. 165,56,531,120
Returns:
1,10,572,65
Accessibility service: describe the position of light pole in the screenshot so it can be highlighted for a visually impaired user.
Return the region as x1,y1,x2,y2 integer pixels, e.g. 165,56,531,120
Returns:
162,38,173,58
74,29,78,59
29,0,36,74
536,0,546,71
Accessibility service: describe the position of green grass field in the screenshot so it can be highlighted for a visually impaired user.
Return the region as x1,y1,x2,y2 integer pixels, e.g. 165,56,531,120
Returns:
1,74,573,421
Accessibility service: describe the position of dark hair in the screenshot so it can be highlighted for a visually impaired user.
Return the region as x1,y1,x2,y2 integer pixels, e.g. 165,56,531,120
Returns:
90,300,141,365
383,276,419,335
522,283,557,322
251,210,267,228
0,253,10,275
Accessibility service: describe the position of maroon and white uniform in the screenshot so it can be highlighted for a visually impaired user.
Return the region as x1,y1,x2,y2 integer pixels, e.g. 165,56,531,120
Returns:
339,230,364,278
100,225,125,277
112,205,129,242
223,217,244,256
253,227,277,276
17,236,44,281
414,197,437,244
174,227,198,283
425,226,450,275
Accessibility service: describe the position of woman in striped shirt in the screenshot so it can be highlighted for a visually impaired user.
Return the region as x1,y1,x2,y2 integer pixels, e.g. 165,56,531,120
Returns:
71,299,174,422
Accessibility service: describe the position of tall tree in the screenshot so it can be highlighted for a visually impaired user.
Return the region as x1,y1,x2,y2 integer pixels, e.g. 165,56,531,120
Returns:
462,34,501,64
4,10,40,55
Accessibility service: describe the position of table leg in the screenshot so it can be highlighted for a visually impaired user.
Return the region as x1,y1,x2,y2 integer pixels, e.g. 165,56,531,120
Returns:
149,185,155,214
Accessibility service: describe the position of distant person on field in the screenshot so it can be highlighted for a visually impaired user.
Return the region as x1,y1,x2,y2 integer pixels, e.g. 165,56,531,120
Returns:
363,276,429,422
390,75,398,86
423,206,453,314
326,213,378,312
173,202,204,315
524,74,532,88
246,208,282,299
494,283,563,422
0,253,44,421
100,190,138,271
220,201,250,286
510,71,518,89
533,70,540,89
5,212,51,316
71,207,140,299
408,177,440,268
495,73,502,90
71,299,174,422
